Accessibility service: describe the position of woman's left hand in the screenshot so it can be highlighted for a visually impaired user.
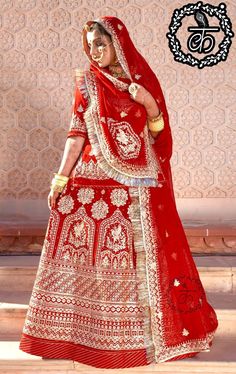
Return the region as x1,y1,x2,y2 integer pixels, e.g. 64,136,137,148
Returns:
128,83,153,107
129,82,161,122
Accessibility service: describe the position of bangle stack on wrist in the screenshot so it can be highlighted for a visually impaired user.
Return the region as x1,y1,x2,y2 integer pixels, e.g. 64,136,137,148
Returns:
51,173,69,193
147,111,164,132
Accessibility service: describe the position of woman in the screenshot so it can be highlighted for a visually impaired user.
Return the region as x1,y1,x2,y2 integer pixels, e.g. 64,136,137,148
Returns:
19,16,218,369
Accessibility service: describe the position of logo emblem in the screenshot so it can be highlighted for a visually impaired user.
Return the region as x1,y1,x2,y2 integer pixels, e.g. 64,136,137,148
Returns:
166,2,234,68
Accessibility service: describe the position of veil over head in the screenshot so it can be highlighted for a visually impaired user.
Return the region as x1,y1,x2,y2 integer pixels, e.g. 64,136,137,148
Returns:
80,16,173,187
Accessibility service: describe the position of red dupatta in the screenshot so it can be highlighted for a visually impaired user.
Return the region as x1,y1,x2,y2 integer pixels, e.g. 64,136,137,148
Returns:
80,16,218,362
81,16,172,188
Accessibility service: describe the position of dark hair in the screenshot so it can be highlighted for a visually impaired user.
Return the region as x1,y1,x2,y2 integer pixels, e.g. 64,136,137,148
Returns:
85,22,111,38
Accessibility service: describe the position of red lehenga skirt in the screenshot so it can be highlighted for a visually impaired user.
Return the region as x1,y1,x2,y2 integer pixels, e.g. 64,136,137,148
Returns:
19,160,218,369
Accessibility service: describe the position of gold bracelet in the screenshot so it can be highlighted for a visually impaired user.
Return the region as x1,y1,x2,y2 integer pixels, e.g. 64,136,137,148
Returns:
53,173,69,182
50,184,65,193
147,111,163,122
50,173,69,193
51,180,67,187
148,114,164,132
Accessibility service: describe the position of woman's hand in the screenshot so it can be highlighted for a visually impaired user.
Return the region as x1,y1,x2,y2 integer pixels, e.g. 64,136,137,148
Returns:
129,83,163,139
128,83,153,107
46,136,85,211
48,189,60,210
129,82,161,120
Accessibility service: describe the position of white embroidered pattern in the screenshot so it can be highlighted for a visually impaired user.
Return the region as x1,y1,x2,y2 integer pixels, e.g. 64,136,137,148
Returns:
108,120,141,160
174,279,180,287
58,195,74,214
77,188,95,205
91,199,109,220
102,70,129,91
106,223,127,253
74,158,110,180
77,104,83,113
95,209,134,270
55,206,95,266
75,69,89,100
110,188,128,207
69,113,87,134
182,328,190,336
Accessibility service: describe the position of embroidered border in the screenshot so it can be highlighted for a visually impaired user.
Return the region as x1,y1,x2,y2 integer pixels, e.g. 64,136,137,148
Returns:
74,157,110,180
41,209,60,261
128,186,155,364
139,186,217,362
69,113,87,135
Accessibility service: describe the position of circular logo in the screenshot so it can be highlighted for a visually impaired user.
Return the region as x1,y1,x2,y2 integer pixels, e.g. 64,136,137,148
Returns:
166,2,234,68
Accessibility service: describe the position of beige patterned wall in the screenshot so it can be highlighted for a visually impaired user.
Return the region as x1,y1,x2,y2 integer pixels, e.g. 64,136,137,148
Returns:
0,0,235,201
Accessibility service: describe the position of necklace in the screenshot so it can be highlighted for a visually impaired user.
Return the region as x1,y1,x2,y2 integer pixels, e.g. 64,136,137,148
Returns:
108,64,127,78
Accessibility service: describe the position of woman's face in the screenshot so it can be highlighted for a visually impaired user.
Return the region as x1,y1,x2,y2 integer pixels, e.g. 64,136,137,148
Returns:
87,29,117,68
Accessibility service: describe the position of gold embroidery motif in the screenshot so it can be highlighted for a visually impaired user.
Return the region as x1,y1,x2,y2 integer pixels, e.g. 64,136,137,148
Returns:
106,223,126,253
96,209,134,270
128,186,155,363
110,188,128,207
77,187,95,204
77,104,83,113
174,279,180,287
57,195,74,214
91,198,109,220
74,158,110,180
108,120,141,160
69,113,87,134
182,328,190,336
75,69,89,100
55,206,95,266
22,185,151,354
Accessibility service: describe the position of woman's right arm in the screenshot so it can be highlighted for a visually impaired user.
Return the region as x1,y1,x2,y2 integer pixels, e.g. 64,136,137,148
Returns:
48,71,89,210
48,135,85,210
57,136,85,177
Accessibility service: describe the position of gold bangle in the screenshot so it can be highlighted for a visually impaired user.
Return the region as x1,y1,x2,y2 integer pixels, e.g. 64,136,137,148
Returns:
50,184,64,193
148,111,163,122
52,177,68,184
53,173,69,182
51,180,67,187
51,177,68,185
54,177,69,182
148,116,164,132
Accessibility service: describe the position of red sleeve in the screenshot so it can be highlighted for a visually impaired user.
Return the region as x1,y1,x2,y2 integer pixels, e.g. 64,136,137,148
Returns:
67,71,89,139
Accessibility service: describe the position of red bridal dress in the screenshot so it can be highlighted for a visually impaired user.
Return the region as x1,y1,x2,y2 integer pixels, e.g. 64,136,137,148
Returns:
19,16,218,369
